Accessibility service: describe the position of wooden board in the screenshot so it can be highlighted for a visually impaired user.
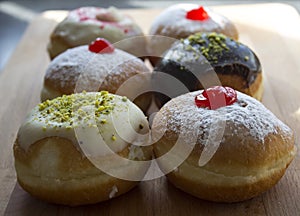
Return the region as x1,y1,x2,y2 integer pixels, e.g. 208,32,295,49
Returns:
1,3,300,215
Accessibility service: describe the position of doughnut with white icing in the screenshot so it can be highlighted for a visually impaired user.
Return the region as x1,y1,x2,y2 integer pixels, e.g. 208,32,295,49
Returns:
148,4,238,65
48,7,147,59
152,87,296,202
14,92,152,205
42,39,152,113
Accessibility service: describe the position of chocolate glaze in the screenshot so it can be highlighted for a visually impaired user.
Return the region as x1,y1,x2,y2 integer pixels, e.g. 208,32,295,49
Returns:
152,32,262,107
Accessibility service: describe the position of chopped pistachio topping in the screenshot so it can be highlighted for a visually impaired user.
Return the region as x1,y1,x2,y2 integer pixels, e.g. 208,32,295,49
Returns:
184,32,232,63
122,96,127,102
37,91,116,128
244,56,249,61
111,134,117,141
139,124,144,130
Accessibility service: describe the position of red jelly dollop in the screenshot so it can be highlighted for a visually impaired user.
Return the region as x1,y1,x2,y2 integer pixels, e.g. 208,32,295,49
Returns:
195,86,237,110
186,6,209,21
88,38,115,53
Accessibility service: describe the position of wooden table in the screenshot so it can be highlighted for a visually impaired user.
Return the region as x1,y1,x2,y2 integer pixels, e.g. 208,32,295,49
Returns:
1,3,300,215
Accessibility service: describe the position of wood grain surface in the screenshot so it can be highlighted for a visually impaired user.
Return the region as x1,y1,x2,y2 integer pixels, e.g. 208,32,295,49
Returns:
1,3,300,216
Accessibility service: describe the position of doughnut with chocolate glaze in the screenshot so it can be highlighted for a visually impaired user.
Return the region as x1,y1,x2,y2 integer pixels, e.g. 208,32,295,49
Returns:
14,92,152,206
153,32,263,108
152,88,296,203
148,4,238,65
42,39,152,113
48,7,147,59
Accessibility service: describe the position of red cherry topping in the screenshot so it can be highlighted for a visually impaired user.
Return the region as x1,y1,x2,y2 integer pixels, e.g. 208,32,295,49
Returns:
88,38,114,53
195,86,237,110
186,6,209,21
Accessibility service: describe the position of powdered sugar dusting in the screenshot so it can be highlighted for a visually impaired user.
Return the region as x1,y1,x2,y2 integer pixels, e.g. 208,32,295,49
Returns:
45,46,147,94
148,4,237,62
157,91,292,145
149,4,228,35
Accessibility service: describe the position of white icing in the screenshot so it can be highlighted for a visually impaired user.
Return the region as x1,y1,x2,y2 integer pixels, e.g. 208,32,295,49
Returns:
68,7,131,28
17,92,149,157
43,45,149,99
148,4,235,58
155,91,292,146
109,185,118,199
48,7,145,57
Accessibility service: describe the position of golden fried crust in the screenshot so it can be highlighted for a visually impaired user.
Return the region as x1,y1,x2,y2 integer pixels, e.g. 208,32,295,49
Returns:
43,59,146,95
14,137,152,206
41,59,152,113
192,131,294,169
47,34,71,60
154,130,296,202
166,164,288,203
152,91,296,202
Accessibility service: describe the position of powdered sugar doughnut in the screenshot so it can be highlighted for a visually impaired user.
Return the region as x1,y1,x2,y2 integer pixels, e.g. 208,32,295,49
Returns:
152,87,296,202
42,39,152,113
148,4,238,65
48,7,147,59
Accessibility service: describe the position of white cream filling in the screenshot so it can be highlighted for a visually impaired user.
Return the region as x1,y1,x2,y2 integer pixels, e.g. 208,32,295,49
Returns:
109,185,118,199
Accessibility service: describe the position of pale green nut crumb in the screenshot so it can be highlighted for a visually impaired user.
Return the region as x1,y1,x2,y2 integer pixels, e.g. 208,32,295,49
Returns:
111,134,117,141
185,32,232,63
36,91,116,128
